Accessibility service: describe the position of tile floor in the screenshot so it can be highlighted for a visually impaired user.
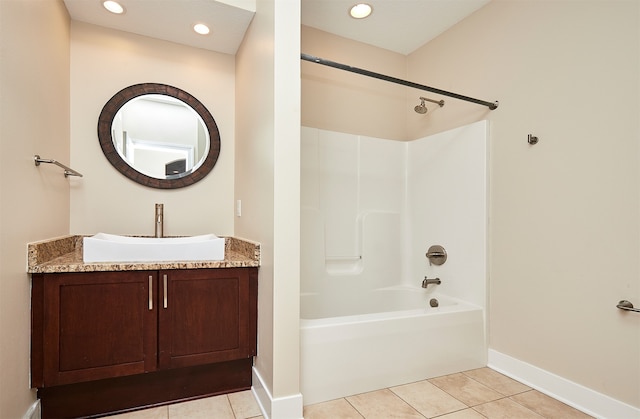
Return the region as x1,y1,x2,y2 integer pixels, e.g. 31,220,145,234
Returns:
108,367,592,419
107,390,263,419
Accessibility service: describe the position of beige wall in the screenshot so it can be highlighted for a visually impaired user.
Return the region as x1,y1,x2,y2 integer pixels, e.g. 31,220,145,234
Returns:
301,0,640,409
301,26,408,141
409,0,639,407
69,22,236,237
235,0,301,412
271,0,301,400
236,0,277,395
0,0,70,417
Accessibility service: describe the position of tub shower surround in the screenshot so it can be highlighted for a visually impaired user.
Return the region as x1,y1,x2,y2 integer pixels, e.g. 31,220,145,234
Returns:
300,121,489,404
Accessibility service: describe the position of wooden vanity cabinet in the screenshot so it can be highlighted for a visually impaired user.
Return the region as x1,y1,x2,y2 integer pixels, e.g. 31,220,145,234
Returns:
31,270,157,387
31,267,258,418
158,268,257,369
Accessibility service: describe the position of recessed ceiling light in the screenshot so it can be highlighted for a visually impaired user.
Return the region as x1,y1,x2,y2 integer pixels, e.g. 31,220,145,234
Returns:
103,0,125,14
193,23,210,35
349,3,372,19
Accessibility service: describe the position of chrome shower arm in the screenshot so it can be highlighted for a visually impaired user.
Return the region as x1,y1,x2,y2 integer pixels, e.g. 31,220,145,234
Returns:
419,97,445,107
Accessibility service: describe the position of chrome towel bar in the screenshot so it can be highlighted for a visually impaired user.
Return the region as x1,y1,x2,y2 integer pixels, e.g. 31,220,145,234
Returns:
617,300,640,313
34,155,83,177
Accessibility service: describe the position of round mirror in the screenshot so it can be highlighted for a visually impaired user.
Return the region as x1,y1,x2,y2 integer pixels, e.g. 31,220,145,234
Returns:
98,83,221,189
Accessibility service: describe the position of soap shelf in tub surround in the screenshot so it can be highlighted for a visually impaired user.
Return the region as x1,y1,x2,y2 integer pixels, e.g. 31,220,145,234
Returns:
27,235,260,273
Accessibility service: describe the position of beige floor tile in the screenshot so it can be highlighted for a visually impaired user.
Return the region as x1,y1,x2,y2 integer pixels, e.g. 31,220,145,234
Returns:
346,389,424,418
429,373,503,406
510,390,594,419
436,409,487,419
228,390,263,418
473,398,545,419
168,394,235,419
463,368,531,396
106,406,168,419
303,398,364,419
391,380,467,418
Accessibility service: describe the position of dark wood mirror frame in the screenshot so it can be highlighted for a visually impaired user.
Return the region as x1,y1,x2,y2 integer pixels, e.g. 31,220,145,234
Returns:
97,83,221,189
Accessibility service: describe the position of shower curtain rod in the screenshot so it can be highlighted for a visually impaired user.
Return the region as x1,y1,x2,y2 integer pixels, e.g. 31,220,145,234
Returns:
301,53,499,110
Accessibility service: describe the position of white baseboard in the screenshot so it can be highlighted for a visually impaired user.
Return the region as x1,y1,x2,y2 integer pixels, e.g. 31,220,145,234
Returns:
23,400,40,419
252,367,303,419
488,349,640,419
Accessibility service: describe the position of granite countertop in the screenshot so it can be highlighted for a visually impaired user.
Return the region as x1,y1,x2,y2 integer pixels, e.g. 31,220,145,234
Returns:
27,235,260,274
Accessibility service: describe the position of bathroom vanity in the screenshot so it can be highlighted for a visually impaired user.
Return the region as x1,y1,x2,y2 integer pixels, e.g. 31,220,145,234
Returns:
28,235,260,419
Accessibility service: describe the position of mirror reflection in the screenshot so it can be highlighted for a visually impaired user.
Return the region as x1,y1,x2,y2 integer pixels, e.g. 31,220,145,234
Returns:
112,94,209,179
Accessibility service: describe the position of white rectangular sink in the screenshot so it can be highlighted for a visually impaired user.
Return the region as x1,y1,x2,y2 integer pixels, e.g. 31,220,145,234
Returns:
83,233,225,263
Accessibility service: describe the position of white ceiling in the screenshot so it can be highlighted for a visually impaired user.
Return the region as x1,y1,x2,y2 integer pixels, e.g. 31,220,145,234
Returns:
63,0,490,56
301,0,490,55
63,0,256,55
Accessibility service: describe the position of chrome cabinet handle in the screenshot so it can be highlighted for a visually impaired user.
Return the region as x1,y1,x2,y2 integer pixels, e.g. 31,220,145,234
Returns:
163,274,168,309
148,275,153,310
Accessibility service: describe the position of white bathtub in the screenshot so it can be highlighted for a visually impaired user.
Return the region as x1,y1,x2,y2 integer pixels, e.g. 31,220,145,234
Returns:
300,286,486,405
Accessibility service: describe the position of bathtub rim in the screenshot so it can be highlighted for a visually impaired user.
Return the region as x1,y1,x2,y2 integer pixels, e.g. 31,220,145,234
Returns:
300,286,483,327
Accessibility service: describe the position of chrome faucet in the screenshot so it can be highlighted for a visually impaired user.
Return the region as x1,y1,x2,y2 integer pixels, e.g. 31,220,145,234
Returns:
155,203,164,238
422,277,441,288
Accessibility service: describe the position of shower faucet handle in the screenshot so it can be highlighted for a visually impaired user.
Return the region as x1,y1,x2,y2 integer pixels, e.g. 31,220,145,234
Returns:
426,251,445,257
426,245,447,266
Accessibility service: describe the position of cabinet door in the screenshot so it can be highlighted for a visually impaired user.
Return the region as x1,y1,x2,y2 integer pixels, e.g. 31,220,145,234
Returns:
158,268,257,369
42,271,158,386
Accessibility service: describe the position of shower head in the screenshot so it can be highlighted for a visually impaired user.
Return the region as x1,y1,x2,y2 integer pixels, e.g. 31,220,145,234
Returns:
414,96,445,114
414,99,428,114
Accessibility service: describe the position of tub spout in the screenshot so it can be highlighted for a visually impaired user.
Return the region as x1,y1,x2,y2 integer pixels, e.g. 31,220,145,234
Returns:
422,277,441,288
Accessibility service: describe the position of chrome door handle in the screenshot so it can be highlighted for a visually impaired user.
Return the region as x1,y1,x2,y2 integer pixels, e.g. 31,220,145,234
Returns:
617,300,640,313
